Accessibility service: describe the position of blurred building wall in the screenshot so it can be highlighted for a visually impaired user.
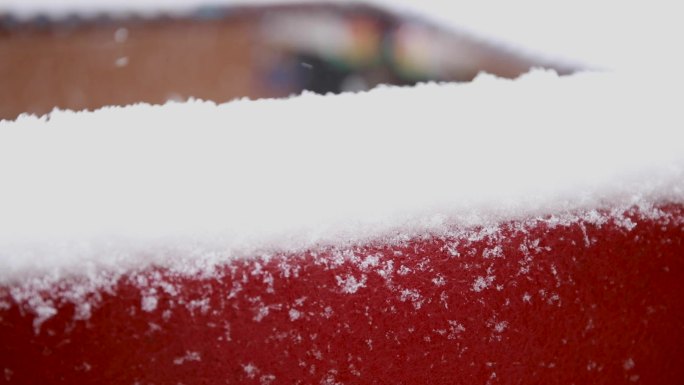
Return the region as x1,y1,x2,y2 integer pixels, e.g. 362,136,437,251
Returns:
0,4,574,120
1,14,257,119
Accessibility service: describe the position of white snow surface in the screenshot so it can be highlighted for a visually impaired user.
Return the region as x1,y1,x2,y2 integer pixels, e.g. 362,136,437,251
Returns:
2,0,683,70
0,70,683,283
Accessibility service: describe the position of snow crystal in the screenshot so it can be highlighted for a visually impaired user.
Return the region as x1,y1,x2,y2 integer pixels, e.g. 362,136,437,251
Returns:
173,351,201,365
32,304,57,333
147,322,162,333
320,370,343,385
336,274,367,294
445,245,460,258
624,358,635,371
547,293,561,306
289,309,302,321
447,320,465,339
399,289,424,310
253,305,270,322
162,310,172,321
74,302,92,320
185,298,211,314
493,321,508,333
359,255,380,270
141,295,158,312
259,374,276,385
482,246,503,259
472,276,494,293
432,275,446,286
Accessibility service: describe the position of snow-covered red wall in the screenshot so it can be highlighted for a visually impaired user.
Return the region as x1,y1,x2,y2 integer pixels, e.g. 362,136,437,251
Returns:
1,0,684,374
1,70,683,384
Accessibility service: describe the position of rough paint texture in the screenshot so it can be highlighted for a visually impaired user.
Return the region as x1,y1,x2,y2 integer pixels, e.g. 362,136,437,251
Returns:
1,204,683,384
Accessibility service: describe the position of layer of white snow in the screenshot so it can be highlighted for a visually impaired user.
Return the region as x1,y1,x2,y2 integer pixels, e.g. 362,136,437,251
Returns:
0,70,683,283
2,0,683,70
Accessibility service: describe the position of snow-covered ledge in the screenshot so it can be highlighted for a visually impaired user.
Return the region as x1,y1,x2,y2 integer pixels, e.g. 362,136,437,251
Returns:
1,70,682,284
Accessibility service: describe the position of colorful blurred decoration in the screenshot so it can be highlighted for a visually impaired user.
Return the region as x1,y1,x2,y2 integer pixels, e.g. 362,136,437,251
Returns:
258,10,389,94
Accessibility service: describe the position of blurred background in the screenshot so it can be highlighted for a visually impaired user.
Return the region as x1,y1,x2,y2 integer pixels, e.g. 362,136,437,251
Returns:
0,1,585,119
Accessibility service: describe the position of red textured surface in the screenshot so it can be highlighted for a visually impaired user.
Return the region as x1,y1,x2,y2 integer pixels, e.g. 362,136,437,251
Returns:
1,204,683,385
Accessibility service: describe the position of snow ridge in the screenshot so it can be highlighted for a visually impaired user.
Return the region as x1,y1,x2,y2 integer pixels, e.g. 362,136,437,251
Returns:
0,70,683,284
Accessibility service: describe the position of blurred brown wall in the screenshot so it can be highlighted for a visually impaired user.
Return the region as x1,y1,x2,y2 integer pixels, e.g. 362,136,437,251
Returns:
0,15,258,119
